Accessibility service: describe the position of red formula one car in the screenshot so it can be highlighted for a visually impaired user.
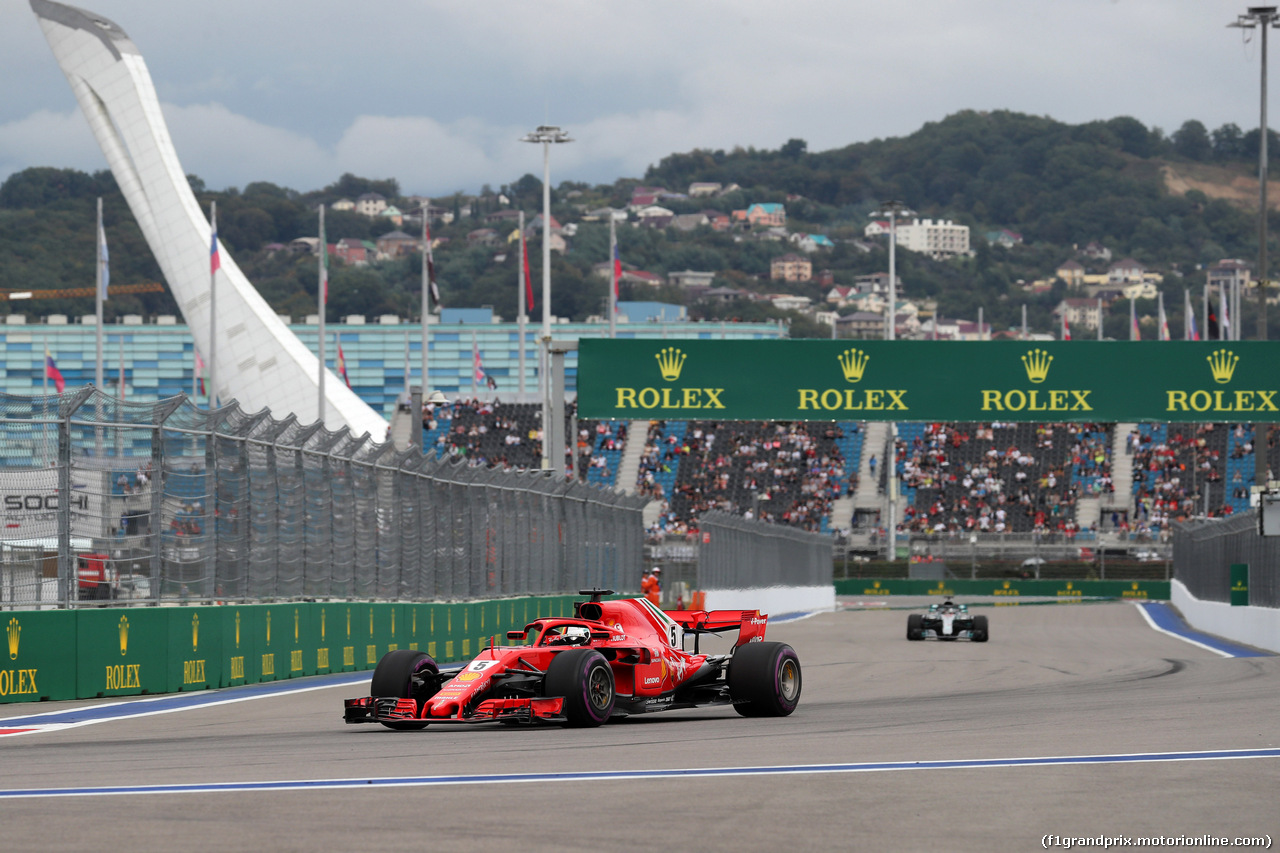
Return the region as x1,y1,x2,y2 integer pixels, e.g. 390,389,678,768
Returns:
343,589,801,729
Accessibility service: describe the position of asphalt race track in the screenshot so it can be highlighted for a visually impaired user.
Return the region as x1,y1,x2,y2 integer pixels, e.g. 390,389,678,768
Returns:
2,601,1278,852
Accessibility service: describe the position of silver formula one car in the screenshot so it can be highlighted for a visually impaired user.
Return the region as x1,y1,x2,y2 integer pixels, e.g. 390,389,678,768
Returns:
907,599,989,642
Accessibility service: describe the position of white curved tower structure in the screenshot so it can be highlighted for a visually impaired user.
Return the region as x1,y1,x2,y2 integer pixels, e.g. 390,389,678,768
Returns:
31,0,387,437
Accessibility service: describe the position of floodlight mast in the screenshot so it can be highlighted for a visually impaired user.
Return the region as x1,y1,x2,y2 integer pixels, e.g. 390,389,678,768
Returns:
520,125,573,474
1230,6,1280,489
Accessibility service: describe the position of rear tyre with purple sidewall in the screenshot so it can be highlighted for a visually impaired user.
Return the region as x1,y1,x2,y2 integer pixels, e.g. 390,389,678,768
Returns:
729,641,801,717
544,649,615,728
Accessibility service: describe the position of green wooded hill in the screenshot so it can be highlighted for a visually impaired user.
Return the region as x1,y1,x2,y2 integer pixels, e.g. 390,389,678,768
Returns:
0,110,1274,338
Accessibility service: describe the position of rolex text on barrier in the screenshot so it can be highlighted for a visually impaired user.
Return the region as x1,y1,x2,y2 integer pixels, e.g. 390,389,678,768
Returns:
77,608,168,698
1,611,76,703
833,579,1171,599
578,340,1280,422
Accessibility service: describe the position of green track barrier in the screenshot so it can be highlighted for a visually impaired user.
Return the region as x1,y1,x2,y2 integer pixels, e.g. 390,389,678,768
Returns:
168,608,218,692
834,578,1170,599
3,610,76,703
219,606,254,687
77,608,168,698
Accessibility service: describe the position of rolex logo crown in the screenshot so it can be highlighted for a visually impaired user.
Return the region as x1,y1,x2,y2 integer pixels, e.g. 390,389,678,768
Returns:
1207,349,1238,384
655,347,687,381
838,348,870,383
1021,348,1053,384
7,617,19,660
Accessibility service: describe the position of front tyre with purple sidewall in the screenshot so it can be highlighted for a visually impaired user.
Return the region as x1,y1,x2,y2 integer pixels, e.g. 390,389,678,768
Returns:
544,649,615,727
370,649,439,730
729,641,801,717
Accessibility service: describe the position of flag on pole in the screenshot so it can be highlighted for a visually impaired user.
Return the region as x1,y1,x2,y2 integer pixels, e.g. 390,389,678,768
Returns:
194,348,206,396
521,230,534,311
97,216,110,300
44,348,65,393
1188,307,1200,341
210,210,221,274
1062,314,1071,341
425,222,440,308
611,229,622,301
1130,299,1140,341
473,338,485,385
1208,306,1220,340
1220,286,1230,340
1158,295,1170,341
337,344,351,388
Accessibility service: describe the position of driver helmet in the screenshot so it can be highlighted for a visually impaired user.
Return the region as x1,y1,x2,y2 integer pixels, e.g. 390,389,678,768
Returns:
651,566,661,574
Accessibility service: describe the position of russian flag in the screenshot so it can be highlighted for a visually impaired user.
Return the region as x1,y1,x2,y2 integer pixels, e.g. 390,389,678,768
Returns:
1188,311,1200,341
45,349,65,393
337,344,351,388
210,208,221,275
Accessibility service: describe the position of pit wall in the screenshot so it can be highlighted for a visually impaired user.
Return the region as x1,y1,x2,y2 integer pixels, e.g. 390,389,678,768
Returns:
1171,579,1280,654
833,578,1171,600
1,596,584,705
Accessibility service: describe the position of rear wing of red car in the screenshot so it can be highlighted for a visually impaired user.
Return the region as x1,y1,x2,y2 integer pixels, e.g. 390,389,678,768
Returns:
668,609,768,648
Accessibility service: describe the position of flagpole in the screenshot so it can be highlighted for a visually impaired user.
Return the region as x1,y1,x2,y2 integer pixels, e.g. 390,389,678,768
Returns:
1021,304,1027,341
318,204,326,424
96,197,104,390
1203,283,1210,341
1158,291,1166,341
472,331,479,398
209,201,218,409
1097,298,1103,341
1129,296,1137,341
518,211,527,404
421,201,432,400
609,216,618,340
1221,283,1230,342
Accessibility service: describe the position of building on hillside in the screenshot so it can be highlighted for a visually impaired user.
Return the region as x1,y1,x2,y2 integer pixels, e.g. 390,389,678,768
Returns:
1108,258,1145,285
671,213,710,231
467,228,499,247
984,229,1022,248
1208,259,1253,295
355,193,387,217
835,311,884,339
791,233,835,252
335,238,369,265
668,270,716,288
376,230,420,257
854,272,899,296
770,294,812,312
771,253,812,282
1056,259,1085,287
826,285,855,306
688,182,723,197
1082,241,1112,262
699,286,751,304
706,211,732,231
894,219,970,260
1055,297,1103,332
379,206,403,228
621,270,665,287
733,203,786,227
863,220,890,238
331,198,354,212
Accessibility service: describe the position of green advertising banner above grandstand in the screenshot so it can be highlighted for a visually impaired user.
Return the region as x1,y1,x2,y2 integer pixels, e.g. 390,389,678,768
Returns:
577,340,1280,422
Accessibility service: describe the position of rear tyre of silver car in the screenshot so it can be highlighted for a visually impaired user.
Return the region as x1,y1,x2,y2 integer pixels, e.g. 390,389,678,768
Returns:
972,615,989,642
729,641,801,717
545,649,615,728
370,649,438,730
906,613,924,640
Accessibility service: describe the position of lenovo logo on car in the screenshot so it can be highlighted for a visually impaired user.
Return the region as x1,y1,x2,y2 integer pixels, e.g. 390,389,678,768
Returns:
643,677,661,686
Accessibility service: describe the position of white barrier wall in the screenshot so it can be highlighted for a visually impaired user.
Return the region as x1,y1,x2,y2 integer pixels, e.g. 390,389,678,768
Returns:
701,586,835,619
1171,579,1280,654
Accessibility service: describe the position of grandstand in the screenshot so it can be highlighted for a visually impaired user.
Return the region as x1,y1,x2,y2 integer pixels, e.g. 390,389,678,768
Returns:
400,405,1260,547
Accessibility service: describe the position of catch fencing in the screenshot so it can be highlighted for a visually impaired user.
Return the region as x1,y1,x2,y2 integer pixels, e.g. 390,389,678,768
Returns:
1173,511,1279,608
0,388,646,609
647,511,833,602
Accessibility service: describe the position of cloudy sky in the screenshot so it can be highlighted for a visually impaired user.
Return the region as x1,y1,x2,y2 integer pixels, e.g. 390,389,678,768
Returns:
0,0,1273,197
